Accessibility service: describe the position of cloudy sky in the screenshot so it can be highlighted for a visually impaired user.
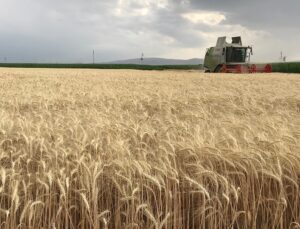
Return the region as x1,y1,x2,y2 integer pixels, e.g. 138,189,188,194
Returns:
0,0,298,63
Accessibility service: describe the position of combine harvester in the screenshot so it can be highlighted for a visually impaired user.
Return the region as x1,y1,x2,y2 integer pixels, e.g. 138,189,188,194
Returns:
203,36,272,73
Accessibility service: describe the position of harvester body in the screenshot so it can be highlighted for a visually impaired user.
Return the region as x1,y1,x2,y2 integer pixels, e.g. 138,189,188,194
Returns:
203,36,272,73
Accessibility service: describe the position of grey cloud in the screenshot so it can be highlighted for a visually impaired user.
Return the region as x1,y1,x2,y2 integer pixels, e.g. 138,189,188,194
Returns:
188,0,300,29
0,0,298,62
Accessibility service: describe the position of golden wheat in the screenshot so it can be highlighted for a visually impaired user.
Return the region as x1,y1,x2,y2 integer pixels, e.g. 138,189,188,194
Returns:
0,68,299,228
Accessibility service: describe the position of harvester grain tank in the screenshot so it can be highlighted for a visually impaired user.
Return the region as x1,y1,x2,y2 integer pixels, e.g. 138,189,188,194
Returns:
203,36,272,73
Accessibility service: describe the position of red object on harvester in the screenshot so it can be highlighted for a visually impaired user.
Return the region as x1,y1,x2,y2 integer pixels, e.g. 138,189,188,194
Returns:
250,64,257,73
254,64,272,73
220,64,248,73
220,64,238,73
235,65,242,73
264,64,272,73
219,64,272,73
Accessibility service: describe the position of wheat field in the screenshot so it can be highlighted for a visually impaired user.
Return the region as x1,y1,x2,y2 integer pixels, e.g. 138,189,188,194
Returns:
0,68,299,228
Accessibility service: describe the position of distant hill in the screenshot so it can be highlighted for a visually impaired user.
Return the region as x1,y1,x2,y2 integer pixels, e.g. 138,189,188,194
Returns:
108,58,203,65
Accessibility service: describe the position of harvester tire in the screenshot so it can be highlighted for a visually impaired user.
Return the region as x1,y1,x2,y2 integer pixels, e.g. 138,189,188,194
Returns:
214,65,223,73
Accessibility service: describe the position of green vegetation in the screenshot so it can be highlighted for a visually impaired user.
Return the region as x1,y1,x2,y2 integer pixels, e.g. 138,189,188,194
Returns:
1,62,300,73
0,63,202,70
271,62,300,73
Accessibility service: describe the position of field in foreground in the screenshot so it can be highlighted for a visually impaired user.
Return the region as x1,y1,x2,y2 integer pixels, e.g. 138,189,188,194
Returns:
0,68,299,228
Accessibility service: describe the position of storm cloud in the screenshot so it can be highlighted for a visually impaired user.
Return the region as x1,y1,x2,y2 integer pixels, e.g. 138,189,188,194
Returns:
0,0,298,62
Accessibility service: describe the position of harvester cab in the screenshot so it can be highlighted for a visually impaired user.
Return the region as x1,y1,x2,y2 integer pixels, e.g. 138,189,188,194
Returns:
203,36,271,73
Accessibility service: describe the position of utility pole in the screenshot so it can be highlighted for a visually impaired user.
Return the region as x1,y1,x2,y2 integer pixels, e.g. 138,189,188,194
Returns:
93,50,95,64
140,52,144,65
280,51,287,62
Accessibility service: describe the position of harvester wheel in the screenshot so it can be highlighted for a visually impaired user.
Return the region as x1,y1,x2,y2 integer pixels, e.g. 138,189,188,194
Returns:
204,70,210,73
214,65,223,73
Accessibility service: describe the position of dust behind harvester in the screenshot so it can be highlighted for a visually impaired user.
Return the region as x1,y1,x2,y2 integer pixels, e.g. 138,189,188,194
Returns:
203,36,272,73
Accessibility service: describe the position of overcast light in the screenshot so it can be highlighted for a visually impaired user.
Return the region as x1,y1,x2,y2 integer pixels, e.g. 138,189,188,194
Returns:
0,0,298,63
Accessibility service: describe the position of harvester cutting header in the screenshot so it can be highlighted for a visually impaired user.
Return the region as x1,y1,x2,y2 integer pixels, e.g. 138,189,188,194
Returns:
203,36,272,73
